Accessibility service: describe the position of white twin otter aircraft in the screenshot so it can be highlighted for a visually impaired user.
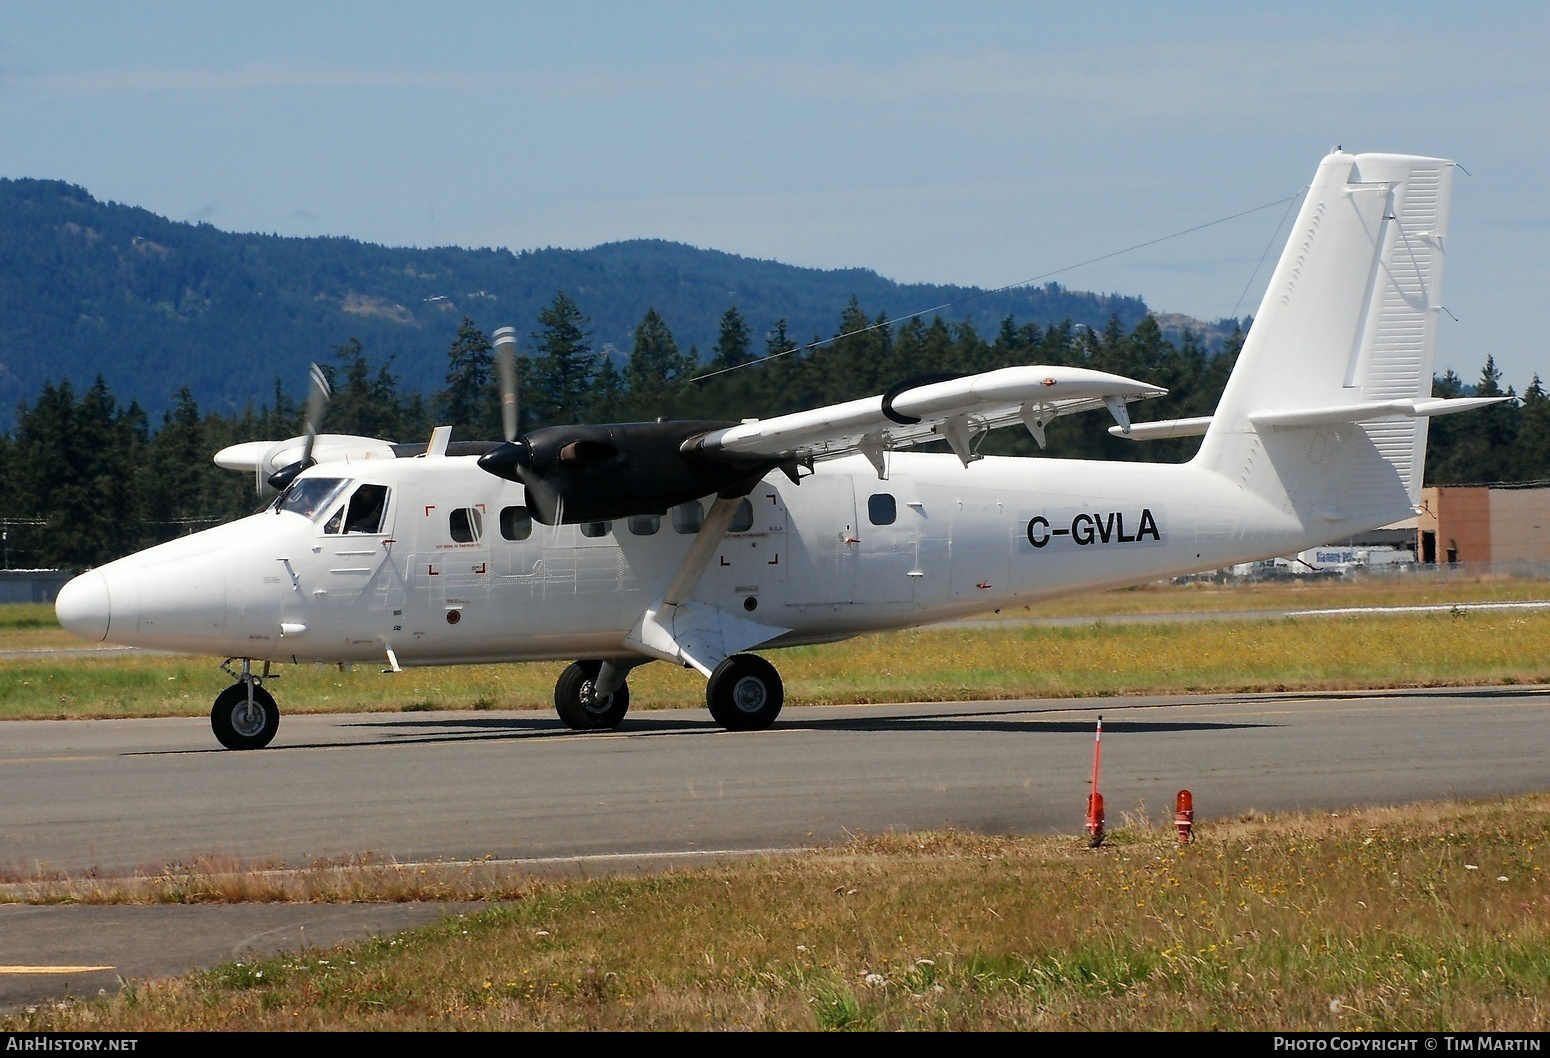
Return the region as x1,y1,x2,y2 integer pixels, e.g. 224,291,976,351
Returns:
56,151,1498,749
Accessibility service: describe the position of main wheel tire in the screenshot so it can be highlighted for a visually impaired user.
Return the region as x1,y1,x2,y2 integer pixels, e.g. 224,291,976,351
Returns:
706,654,783,731
211,682,280,750
554,660,630,730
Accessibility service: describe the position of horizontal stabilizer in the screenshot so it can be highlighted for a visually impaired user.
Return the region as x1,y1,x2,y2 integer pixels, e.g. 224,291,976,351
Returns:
1108,416,1214,441
1248,396,1509,429
1112,397,1506,441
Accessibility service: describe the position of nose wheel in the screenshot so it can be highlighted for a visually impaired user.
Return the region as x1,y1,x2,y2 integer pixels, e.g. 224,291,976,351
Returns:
211,681,280,750
554,660,631,730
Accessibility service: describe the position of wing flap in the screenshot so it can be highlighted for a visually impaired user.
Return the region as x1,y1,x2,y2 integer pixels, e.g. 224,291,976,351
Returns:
684,365,1166,467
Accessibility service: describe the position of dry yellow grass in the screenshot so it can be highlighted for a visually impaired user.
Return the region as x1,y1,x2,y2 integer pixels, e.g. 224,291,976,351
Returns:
5,795,1547,1031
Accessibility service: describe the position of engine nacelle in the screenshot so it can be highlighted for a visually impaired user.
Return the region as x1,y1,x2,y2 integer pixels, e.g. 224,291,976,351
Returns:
477,420,778,524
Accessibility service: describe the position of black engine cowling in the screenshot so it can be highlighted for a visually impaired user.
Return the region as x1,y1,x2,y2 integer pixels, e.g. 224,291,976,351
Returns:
476,420,779,525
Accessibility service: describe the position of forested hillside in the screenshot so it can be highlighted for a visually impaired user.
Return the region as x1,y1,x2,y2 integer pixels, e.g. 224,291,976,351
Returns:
0,306,1541,571
0,177,1157,431
1,178,1540,570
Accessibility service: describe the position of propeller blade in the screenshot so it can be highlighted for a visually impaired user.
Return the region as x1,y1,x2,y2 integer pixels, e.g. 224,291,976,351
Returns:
299,362,331,469
493,326,519,443
266,363,332,493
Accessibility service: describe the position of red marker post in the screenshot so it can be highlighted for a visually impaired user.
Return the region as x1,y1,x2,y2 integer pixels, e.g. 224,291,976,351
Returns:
1175,789,1194,845
1086,716,1105,847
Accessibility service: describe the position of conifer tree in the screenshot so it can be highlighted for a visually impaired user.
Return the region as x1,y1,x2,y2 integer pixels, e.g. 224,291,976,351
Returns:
530,290,596,425
326,338,407,440
440,317,496,437
710,306,752,372
624,307,689,417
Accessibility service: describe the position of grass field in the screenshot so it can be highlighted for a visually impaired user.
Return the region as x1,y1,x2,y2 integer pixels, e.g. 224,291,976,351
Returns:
5,573,1550,721
3,573,1547,1031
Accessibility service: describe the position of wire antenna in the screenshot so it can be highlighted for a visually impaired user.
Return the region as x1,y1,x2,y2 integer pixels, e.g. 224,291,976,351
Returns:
691,191,1305,384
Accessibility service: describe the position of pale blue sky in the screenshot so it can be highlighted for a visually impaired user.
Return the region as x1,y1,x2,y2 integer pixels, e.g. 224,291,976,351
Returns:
2,1,1546,388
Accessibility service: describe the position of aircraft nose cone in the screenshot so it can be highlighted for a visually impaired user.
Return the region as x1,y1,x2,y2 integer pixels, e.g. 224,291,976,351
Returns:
56,569,111,642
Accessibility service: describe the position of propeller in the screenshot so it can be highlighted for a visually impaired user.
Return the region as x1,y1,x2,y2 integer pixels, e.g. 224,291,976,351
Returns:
474,324,772,524
267,363,331,492
483,326,550,513
493,326,519,443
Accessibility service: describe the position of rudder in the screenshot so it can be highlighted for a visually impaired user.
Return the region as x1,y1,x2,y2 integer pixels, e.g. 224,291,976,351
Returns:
1195,151,1455,529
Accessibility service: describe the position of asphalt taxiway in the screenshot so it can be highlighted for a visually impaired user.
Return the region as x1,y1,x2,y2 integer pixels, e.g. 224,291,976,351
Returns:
3,685,1547,1012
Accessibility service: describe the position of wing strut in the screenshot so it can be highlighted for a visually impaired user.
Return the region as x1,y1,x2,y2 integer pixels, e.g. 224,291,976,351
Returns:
662,495,742,606
624,495,789,675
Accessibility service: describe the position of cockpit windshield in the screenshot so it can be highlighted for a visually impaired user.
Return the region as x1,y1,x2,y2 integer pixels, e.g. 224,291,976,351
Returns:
272,477,350,520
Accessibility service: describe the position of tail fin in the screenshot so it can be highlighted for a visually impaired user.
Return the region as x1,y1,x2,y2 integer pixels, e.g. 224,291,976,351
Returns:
1195,150,1460,530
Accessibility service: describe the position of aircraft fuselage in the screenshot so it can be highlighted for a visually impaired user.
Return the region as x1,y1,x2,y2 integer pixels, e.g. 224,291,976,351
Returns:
61,448,1320,667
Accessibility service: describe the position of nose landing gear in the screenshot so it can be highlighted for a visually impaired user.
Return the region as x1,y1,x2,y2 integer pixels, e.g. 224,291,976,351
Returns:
554,659,631,730
211,659,280,750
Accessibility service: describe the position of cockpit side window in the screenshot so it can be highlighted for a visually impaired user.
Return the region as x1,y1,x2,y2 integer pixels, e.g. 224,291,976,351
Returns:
274,478,349,520
343,484,390,534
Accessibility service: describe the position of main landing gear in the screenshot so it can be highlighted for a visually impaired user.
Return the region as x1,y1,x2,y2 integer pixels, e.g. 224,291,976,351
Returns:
211,659,279,750
553,653,784,732
706,653,783,731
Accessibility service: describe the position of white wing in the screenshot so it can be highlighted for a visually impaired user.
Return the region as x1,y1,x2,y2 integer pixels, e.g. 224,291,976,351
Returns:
684,365,1166,473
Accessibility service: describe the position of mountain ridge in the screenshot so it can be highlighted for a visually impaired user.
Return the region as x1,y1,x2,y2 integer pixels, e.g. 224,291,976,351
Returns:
0,177,1218,431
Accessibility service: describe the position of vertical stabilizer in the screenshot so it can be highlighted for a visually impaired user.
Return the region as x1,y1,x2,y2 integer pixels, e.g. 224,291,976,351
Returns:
1196,151,1453,530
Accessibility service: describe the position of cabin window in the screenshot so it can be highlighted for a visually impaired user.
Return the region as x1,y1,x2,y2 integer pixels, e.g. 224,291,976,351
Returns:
868,493,897,526
672,501,704,534
450,507,483,543
580,521,611,538
728,498,754,533
343,484,389,534
627,514,660,536
500,505,533,541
